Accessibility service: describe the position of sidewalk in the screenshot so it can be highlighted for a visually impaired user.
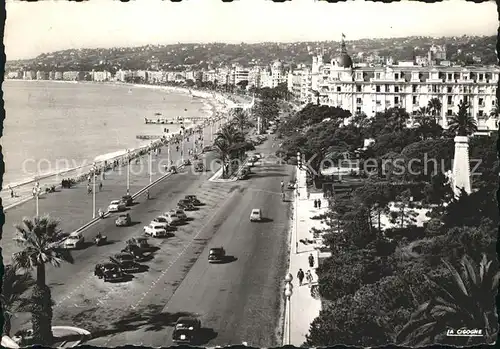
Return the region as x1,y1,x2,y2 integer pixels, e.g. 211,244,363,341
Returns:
284,166,329,346
0,121,218,265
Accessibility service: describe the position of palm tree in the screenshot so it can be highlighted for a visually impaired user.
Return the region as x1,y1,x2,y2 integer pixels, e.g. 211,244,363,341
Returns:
231,108,252,134
427,97,442,119
396,253,499,346
1,265,35,337
12,215,74,344
414,106,442,140
213,137,232,179
447,101,478,136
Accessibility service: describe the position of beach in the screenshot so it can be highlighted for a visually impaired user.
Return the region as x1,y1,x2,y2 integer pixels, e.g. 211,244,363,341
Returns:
0,80,237,207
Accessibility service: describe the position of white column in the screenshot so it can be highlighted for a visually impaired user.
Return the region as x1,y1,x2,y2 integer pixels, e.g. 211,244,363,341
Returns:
92,165,96,219
149,148,153,184
452,136,471,197
126,150,130,195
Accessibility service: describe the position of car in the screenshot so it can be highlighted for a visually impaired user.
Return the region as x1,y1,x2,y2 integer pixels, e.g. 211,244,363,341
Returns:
110,254,141,273
237,172,249,180
126,237,153,251
174,209,188,221
172,317,202,344
178,200,196,211
143,223,168,237
194,162,204,172
208,247,226,263
121,195,134,206
108,200,126,212
58,232,85,249
185,195,202,206
161,211,181,226
250,208,262,222
121,244,149,262
94,262,127,282
151,216,170,229
115,213,132,227
183,159,191,166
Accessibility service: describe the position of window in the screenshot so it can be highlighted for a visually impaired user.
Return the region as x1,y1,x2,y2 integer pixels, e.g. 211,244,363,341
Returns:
479,98,484,106
447,73,453,80
464,96,468,103
356,85,362,92
395,86,399,93
412,111,417,116
432,86,437,93
478,110,484,117
493,100,496,106
375,73,381,79
395,97,399,104
395,73,399,80
447,96,452,105
356,107,361,113
376,85,381,92
447,86,452,93
385,85,390,92
337,86,341,92
447,109,452,116
412,85,417,93
376,101,381,105
412,96,417,104
479,73,484,80
356,98,362,104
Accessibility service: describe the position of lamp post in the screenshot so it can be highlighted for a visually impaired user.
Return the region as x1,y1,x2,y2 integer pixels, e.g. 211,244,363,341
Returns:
92,163,97,219
149,143,153,184
126,149,131,195
33,180,40,217
284,273,294,346
167,142,171,167
181,128,185,163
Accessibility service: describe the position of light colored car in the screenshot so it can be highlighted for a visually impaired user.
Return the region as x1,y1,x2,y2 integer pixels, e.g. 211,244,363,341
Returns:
151,216,169,229
59,232,85,249
161,211,180,225
250,209,262,222
108,200,126,212
175,209,188,221
143,223,167,237
115,213,132,227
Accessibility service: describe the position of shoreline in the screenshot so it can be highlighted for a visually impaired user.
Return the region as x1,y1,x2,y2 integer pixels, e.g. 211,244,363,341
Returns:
1,81,237,193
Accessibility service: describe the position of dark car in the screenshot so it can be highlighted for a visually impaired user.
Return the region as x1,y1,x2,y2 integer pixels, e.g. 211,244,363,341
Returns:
178,200,196,211
121,195,133,206
121,244,149,262
110,253,141,273
208,247,226,263
126,237,154,251
185,195,202,206
94,263,127,282
115,213,132,227
172,317,202,344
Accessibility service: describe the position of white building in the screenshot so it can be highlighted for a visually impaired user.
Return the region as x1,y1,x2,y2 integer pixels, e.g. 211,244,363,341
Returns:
231,65,250,87
23,70,35,80
115,69,133,82
287,66,312,104
260,60,287,88
292,37,499,131
91,70,112,82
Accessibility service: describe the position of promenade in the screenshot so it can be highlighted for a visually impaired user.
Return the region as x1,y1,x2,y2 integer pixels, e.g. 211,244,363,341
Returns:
284,166,330,346
0,118,224,265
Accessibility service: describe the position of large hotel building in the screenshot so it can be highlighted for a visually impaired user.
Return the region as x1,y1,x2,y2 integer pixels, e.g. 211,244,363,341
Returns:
288,39,499,131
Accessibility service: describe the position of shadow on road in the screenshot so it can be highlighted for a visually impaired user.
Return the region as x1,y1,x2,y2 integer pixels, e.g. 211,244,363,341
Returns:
259,217,274,223
128,221,142,227
88,304,198,339
218,256,238,264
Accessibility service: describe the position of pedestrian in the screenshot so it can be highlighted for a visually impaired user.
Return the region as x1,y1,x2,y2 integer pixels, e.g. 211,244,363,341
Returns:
318,199,321,208
88,175,91,183
146,189,150,200
314,199,318,208
306,270,313,287
99,182,103,191
297,268,305,286
87,184,91,195
307,191,310,200
308,253,315,268
9,186,14,198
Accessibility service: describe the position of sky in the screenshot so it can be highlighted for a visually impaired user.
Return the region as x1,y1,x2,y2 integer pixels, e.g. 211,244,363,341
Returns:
4,0,498,60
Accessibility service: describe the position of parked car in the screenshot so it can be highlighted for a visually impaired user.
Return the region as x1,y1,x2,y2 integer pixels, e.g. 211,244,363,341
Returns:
110,253,141,273
121,244,149,262
121,195,133,206
185,195,202,206
94,262,127,282
178,200,196,211
172,317,202,344
58,232,85,249
143,223,169,238
151,216,170,229
161,211,181,226
250,208,262,222
183,159,191,166
115,213,132,227
174,209,188,221
108,200,126,212
208,247,226,263
126,237,154,251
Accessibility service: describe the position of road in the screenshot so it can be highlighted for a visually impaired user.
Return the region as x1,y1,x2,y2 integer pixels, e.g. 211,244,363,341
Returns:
11,136,293,348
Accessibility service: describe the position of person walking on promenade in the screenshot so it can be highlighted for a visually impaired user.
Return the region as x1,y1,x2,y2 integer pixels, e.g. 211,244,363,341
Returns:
307,191,310,200
318,199,321,208
308,253,315,268
9,186,14,198
314,199,318,208
280,181,284,192
87,184,92,195
146,189,150,200
305,270,313,287
297,268,305,286
99,182,103,192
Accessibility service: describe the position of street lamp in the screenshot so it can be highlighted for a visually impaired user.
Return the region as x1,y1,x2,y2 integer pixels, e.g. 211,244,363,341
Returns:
91,163,97,219
149,143,153,184
126,149,131,195
284,273,294,346
33,180,41,217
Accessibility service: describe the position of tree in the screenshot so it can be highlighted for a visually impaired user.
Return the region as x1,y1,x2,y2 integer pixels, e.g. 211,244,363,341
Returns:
12,215,74,344
427,97,442,119
1,265,35,336
397,254,499,346
447,101,478,136
389,189,417,229
230,107,252,134
236,80,249,90
214,123,245,178
414,106,443,140
213,137,232,179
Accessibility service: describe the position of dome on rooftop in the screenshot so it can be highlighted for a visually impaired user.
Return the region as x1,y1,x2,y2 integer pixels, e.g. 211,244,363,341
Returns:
272,60,283,69
337,39,353,68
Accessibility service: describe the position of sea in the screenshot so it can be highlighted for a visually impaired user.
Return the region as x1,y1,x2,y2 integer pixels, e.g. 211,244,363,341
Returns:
0,80,213,188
